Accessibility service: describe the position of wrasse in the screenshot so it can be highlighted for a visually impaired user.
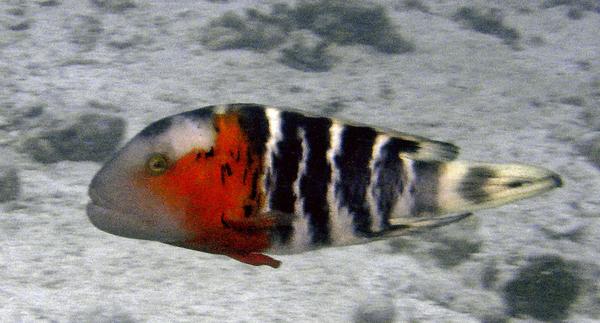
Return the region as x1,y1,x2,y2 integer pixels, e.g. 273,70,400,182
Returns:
87,104,562,268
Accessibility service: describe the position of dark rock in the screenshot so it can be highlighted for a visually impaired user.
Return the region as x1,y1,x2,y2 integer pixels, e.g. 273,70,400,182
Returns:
37,0,61,7
279,31,336,72
353,299,396,323
89,0,136,13
201,1,413,54
560,96,585,106
567,7,584,19
579,134,600,169
291,0,414,54
6,7,26,16
0,167,20,202
401,0,430,13
0,101,48,132
8,19,31,31
542,0,598,11
200,11,286,51
431,237,482,268
105,27,152,50
481,261,499,289
503,255,581,321
24,113,125,163
70,305,138,323
453,7,520,45
69,15,103,50
87,100,122,112
480,314,509,323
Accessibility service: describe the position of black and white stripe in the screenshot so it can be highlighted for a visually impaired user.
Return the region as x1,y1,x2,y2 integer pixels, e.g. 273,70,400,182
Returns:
230,104,446,250
265,110,334,248
368,137,407,231
266,111,303,245
299,115,332,245
333,125,377,236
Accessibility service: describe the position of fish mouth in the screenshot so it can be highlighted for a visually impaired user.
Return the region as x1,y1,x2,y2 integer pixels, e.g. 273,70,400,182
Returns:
86,200,154,240
87,188,190,242
87,187,156,240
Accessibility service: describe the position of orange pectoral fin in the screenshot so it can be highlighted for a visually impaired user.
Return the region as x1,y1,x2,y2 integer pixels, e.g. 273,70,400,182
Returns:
226,252,281,268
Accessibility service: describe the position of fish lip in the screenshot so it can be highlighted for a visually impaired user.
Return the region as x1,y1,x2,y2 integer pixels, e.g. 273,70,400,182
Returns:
86,188,144,237
86,190,190,243
86,201,159,241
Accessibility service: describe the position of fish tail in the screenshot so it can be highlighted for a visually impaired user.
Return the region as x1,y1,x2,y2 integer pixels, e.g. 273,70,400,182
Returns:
394,160,562,221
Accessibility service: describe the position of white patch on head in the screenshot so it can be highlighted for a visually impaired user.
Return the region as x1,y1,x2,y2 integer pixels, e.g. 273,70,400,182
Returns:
327,122,357,245
262,107,282,212
366,134,389,233
160,116,216,159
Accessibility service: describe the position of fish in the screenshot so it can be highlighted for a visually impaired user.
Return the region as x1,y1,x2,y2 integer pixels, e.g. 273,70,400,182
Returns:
87,104,562,268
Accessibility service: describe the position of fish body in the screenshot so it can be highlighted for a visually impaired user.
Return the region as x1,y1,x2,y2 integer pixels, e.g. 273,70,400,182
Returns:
87,104,562,268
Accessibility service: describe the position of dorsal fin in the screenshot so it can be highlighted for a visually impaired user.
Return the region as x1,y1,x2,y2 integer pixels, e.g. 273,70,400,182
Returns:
402,138,459,161
381,130,459,162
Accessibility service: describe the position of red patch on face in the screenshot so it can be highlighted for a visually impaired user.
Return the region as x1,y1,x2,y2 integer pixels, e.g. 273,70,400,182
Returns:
142,112,269,254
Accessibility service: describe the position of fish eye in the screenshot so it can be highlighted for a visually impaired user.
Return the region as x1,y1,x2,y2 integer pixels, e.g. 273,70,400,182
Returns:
145,153,170,176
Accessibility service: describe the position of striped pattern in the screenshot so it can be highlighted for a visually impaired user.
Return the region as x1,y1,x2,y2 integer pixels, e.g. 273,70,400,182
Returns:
226,104,446,250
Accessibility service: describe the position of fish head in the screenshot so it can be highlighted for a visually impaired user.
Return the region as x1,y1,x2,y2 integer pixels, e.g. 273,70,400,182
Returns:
87,110,217,243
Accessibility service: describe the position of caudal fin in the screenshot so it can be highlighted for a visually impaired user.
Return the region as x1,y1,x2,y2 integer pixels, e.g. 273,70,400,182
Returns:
428,161,562,215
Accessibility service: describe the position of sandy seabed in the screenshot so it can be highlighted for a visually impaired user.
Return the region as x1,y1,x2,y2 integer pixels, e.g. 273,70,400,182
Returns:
1,0,600,322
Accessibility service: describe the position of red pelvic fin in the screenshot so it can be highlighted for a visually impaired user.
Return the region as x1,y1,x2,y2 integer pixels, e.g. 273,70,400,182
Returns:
227,252,281,268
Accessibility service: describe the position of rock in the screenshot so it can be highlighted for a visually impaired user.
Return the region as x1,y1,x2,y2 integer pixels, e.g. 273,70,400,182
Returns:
453,7,520,46
291,0,414,54
105,27,153,50
279,31,336,72
578,133,600,169
560,96,585,107
353,298,396,323
69,15,103,51
431,236,482,268
425,215,482,268
24,113,126,163
503,255,581,321
0,167,20,202
36,0,61,7
87,100,122,112
200,1,414,54
70,305,138,323
1,100,48,132
481,261,500,289
583,104,600,131
200,11,286,51
89,0,136,13
541,0,598,11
